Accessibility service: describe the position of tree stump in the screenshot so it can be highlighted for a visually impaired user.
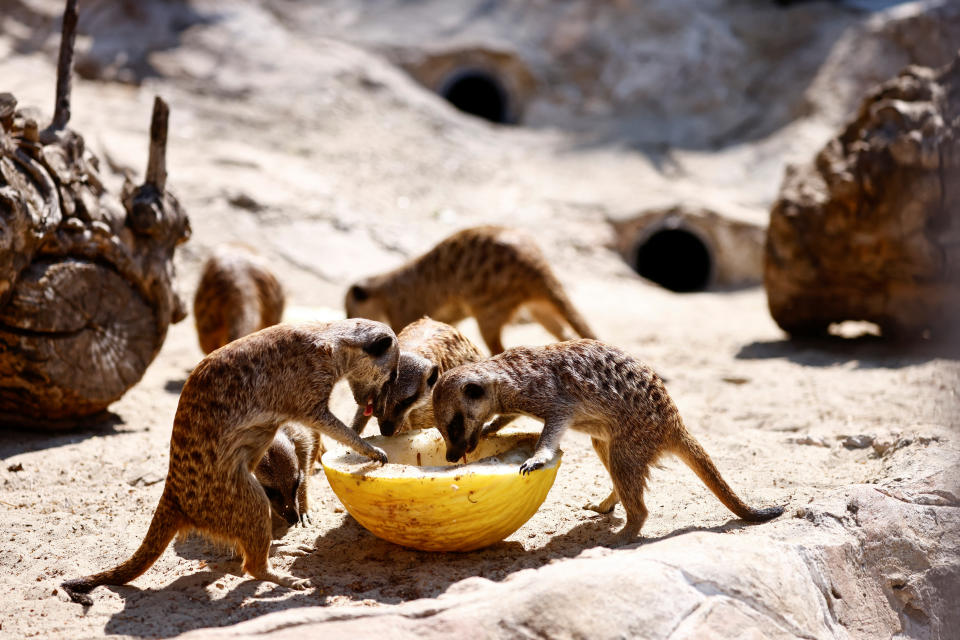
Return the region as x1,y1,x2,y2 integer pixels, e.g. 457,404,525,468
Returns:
765,54,960,339
0,0,190,428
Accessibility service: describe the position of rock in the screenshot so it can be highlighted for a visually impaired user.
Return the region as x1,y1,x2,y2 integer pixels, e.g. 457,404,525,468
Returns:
788,435,830,448
841,434,875,450
0,1,189,428
765,54,960,338
181,475,960,640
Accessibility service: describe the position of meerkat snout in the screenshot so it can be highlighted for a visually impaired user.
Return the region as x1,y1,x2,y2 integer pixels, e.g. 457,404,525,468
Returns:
346,323,400,429
375,352,438,436
346,318,494,438
434,375,493,461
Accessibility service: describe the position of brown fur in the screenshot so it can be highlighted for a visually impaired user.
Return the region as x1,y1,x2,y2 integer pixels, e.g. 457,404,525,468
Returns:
254,423,318,531
61,320,398,604
345,226,595,354
194,245,285,354
349,317,514,437
431,340,784,543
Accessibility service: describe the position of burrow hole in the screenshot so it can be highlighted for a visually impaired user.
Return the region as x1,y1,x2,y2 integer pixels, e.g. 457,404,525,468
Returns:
440,70,511,124
633,228,712,292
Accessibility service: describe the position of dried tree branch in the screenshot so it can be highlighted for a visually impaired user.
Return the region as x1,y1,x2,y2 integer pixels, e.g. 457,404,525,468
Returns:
145,96,169,192
50,0,79,130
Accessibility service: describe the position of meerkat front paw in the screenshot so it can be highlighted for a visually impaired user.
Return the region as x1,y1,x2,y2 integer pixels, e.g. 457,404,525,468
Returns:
367,445,388,465
519,457,546,475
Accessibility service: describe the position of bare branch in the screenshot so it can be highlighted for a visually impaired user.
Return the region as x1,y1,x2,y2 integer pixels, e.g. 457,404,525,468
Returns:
50,0,79,130
145,96,169,192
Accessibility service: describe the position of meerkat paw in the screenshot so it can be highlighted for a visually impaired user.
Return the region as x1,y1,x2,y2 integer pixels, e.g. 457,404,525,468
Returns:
584,491,618,514
292,544,315,556
611,526,642,547
285,576,312,590
367,445,388,465
299,512,313,527
271,573,312,590
584,501,616,515
519,457,546,475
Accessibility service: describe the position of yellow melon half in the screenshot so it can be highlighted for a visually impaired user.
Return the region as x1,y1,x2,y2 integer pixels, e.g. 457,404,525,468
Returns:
321,428,561,552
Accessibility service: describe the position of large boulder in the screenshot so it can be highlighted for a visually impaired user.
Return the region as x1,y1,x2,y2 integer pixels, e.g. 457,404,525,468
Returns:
0,0,189,428
181,471,960,640
765,54,960,338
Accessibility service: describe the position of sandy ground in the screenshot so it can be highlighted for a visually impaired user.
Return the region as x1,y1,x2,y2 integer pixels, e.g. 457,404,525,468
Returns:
2,282,957,639
1,2,958,638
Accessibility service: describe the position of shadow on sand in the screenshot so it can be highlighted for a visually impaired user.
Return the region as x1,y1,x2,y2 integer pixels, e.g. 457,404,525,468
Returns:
98,507,762,637
0,412,126,459
736,334,960,370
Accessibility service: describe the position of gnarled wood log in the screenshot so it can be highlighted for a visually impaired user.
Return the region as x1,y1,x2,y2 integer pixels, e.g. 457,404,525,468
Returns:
765,54,960,339
0,0,190,428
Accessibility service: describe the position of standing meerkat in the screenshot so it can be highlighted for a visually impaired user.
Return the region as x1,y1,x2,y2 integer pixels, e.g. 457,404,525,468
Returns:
194,244,285,355
431,340,784,543
345,226,595,354
254,423,318,530
349,317,514,437
61,319,398,605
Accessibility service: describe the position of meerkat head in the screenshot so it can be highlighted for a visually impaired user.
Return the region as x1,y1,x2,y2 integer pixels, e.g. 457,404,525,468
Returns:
340,319,400,418
374,351,439,436
432,368,498,463
254,431,303,527
344,279,389,324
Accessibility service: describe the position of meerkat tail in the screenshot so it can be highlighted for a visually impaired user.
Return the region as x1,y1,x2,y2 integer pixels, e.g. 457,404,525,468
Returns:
670,423,784,522
543,283,596,340
61,493,185,605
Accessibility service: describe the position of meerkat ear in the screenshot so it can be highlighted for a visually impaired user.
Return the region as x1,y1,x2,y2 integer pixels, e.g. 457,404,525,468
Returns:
462,382,485,399
426,365,439,388
363,334,394,358
350,285,369,302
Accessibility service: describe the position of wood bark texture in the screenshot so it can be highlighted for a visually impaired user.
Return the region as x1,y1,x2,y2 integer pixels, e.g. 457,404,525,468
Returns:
0,1,190,428
765,54,960,338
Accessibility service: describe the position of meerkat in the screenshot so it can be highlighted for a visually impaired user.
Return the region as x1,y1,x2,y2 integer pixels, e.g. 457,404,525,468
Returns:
345,226,595,354
254,423,318,531
61,319,398,605
194,244,285,354
431,340,784,543
348,317,516,437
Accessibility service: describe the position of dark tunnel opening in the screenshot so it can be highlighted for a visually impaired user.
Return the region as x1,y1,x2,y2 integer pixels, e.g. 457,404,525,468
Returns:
440,70,511,124
634,228,713,292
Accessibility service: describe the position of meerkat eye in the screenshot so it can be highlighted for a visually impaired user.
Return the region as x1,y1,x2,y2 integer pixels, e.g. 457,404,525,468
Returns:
350,285,369,302
263,486,281,501
462,382,485,400
398,394,417,409
426,366,439,388
363,335,394,358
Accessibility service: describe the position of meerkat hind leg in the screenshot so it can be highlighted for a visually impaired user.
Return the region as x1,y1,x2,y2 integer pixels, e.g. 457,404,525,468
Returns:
218,474,310,589
475,308,511,355
528,301,576,342
584,438,619,514
607,442,653,545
